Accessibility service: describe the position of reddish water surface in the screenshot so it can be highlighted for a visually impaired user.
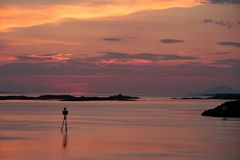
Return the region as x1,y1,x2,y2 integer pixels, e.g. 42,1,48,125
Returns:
0,97,239,160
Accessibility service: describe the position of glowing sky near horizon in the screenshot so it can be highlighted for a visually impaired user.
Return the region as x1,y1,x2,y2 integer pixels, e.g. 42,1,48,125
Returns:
0,0,239,95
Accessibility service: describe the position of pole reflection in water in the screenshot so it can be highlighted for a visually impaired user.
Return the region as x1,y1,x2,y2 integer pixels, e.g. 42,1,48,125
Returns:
62,131,68,148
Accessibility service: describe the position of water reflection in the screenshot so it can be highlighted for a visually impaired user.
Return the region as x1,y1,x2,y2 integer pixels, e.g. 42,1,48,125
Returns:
1,99,240,160
62,131,68,148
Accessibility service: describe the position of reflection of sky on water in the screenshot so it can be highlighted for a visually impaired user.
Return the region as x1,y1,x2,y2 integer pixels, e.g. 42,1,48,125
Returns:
0,119,58,131
0,136,29,140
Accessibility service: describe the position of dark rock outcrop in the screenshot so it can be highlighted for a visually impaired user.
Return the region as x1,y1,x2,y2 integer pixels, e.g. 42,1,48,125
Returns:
201,100,240,118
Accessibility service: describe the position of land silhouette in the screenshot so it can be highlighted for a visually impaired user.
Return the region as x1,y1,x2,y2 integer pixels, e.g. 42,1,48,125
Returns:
0,94,139,101
173,93,240,100
202,100,240,118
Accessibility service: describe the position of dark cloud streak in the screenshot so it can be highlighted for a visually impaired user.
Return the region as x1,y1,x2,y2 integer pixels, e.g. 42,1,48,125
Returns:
200,0,240,4
214,59,240,66
102,37,122,42
17,56,51,61
214,51,230,55
203,18,235,29
102,52,196,60
160,39,184,44
218,41,240,47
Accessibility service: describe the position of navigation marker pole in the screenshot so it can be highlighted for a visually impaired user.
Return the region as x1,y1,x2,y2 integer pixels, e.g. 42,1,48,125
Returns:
61,107,69,133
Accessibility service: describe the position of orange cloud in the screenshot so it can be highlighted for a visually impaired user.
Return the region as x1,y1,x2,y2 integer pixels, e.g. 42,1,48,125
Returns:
0,0,200,31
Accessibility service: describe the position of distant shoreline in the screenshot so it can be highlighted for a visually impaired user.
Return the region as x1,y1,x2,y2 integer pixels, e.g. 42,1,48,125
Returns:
0,94,140,101
172,93,240,100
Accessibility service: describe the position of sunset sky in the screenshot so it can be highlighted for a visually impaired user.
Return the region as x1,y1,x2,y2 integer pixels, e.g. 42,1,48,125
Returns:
0,0,239,95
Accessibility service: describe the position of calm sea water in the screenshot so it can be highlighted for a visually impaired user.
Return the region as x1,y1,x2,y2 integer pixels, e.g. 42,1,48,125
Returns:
0,97,239,160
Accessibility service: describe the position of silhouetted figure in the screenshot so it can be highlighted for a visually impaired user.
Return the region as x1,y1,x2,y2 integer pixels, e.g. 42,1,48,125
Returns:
61,107,68,132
